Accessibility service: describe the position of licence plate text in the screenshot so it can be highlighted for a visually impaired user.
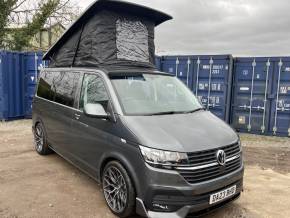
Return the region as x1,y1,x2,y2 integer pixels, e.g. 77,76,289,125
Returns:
209,185,236,205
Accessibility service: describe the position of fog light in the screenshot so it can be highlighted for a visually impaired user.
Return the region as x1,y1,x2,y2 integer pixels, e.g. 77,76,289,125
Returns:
152,203,181,212
152,203,171,212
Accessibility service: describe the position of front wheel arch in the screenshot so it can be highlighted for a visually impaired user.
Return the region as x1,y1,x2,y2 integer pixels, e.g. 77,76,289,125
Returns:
102,161,136,217
99,154,141,199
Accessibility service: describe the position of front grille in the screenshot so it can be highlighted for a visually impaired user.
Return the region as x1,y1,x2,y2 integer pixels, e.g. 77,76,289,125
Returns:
177,143,242,184
187,142,240,165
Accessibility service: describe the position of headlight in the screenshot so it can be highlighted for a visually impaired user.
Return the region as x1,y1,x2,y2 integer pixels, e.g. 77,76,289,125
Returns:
139,145,188,167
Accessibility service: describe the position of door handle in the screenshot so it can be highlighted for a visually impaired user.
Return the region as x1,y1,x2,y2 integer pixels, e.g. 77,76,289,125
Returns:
74,113,81,120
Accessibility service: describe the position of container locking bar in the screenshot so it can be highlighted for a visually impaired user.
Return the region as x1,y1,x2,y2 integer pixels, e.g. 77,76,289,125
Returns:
186,57,191,87
261,59,270,133
195,57,201,96
273,59,283,135
248,59,256,132
207,57,214,110
175,57,179,77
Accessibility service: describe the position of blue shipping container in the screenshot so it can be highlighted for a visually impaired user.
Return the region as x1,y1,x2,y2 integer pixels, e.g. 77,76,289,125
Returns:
0,51,25,120
24,51,44,118
155,56,162,71
231,57,290,137
159,55,233,122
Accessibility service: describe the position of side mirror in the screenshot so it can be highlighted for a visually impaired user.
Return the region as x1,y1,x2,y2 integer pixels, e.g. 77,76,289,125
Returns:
83,103,108,119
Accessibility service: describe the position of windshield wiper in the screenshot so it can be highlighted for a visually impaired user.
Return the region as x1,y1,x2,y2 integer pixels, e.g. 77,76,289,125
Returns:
183,107,204,114
146,108,204,116
146,111,178,116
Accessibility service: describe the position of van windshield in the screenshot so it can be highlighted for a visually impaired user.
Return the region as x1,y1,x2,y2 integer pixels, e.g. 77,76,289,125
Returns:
110,73,203,116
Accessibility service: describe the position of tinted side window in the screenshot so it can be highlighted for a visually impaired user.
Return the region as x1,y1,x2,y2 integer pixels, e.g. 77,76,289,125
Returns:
37,71,56,101
54,72,80,107
37,71,80,107
79,74,109,111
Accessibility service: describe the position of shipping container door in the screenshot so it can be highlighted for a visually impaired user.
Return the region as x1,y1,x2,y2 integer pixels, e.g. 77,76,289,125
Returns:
25,52,43,117
231,58,273,134
270,58,290,136
161,56,193,88
192,56,232,122
0,51,25,120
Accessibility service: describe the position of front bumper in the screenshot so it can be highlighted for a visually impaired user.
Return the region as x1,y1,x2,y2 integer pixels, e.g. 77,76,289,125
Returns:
135,162,244,218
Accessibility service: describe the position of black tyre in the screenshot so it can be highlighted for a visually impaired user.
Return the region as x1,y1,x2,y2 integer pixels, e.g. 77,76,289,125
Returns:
102,161,136,217
33,122,52,155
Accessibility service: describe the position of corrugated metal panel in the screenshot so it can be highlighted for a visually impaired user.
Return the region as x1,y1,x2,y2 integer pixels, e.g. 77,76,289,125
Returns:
270,58,290,136
24,51,44,118
155,56,162,71
192,55,233,123
160,55,233,122
231,57,290,136
0,51,25,120
161,56,194,88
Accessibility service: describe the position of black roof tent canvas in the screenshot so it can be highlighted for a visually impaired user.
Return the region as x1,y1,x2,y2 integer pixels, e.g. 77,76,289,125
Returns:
43,0,172,70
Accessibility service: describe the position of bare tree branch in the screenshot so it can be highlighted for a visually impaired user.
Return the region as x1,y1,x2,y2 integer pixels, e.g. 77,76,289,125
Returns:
1,0,80,50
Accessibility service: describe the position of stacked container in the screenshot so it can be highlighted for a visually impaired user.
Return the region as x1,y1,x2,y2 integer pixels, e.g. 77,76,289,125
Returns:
159,55,234,123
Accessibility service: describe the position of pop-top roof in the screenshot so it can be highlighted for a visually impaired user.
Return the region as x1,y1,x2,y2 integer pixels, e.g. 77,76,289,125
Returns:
43,0,172,70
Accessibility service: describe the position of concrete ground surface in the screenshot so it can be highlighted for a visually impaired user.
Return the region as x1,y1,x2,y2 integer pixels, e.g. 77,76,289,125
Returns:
0,120,290,218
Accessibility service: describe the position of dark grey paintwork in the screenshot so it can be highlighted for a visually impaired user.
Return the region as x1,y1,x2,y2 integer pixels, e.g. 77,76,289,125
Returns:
122,111,238,152
32,67,244,218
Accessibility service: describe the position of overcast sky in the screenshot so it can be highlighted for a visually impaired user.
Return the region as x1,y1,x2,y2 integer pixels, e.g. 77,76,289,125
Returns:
78,0,290,56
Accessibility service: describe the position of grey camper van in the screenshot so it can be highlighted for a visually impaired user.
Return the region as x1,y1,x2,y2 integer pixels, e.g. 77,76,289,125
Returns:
32,1,244,217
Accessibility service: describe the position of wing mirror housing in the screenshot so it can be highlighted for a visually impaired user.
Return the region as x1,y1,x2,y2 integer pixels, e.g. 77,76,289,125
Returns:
83,103,109,119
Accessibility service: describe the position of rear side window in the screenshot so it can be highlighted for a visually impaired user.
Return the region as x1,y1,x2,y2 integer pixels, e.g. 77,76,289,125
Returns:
37,71,55,101
37,71,80,107
79,74,109,111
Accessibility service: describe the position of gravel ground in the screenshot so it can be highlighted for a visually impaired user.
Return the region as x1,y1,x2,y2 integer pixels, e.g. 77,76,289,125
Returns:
0,120,290,218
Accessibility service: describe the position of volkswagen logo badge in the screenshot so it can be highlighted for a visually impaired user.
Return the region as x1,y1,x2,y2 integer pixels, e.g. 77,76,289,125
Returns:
216,150,226,166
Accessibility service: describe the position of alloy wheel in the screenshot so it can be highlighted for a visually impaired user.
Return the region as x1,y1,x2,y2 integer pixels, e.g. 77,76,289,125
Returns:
102,166,128,213
34,125,44,152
